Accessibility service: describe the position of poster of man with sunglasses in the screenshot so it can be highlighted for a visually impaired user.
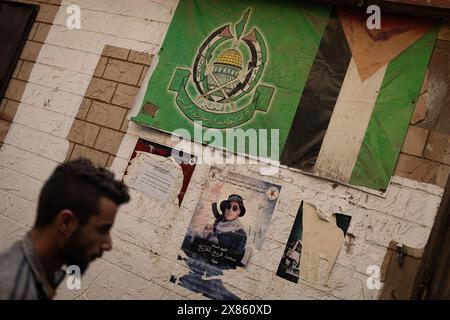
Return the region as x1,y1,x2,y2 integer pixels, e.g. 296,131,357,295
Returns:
178,167,281,299
202,194,248,267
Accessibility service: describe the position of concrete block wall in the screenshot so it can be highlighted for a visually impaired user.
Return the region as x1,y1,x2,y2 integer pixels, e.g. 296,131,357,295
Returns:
66,44,153,168
0,0,448,300
395,30,450,189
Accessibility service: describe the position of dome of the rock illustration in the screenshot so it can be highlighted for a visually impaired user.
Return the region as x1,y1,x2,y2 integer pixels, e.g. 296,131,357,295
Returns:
215,49,242,69
206,49,244,101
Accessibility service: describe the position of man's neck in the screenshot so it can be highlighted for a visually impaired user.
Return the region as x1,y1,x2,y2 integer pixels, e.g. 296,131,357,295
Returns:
30,228,64,282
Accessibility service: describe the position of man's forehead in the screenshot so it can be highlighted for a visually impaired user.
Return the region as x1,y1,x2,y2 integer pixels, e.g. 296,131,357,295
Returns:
95,197,118,222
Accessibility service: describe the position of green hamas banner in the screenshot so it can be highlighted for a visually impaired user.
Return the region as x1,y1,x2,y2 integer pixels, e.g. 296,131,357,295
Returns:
169,68,274,129
132,0,331,158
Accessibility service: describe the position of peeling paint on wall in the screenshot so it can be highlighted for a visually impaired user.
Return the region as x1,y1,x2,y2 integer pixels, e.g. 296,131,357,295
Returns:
299,202,351,285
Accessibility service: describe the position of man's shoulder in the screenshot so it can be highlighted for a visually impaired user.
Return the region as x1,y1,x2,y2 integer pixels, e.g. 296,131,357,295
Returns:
0,239,36,300
0,240,24,270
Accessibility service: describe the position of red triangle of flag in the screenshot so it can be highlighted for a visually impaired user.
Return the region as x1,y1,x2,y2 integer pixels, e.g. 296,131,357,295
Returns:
338,7,434,81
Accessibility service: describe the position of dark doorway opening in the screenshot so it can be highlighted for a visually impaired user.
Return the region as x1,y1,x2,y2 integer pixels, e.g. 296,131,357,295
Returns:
0,1,38,101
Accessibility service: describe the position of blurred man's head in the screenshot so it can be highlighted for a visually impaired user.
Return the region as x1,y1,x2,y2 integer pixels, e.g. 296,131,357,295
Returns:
34,158,130,273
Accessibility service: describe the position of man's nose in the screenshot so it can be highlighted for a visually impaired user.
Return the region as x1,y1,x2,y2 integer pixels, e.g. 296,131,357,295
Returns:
102,233,112,251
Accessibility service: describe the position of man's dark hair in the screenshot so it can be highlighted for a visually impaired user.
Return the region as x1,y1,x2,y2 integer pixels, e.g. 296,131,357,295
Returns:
35,158,130,228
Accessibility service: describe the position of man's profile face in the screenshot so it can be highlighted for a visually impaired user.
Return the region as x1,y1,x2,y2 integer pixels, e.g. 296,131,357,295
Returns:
224,201,240,221
62,197,118,273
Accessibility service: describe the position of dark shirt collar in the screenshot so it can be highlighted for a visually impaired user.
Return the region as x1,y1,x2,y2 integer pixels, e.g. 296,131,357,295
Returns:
21,232,66,299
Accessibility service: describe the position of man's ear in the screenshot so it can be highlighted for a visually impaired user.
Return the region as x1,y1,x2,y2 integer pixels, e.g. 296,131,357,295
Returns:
56,209,77,236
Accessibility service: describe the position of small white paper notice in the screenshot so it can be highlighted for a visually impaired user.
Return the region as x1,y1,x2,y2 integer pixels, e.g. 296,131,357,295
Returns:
129,153,182,202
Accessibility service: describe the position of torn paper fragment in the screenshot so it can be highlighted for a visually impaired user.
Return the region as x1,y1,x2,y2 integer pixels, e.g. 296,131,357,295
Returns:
276,202,303,283
300,202,351,285
276,201,352,285
126,152,183,203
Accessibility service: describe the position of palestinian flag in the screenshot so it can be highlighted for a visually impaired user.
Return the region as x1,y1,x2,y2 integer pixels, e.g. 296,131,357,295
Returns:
280,8,437,191
132,0,438,192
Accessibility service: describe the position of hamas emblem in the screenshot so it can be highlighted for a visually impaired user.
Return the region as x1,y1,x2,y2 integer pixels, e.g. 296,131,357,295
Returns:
169,9,274,129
